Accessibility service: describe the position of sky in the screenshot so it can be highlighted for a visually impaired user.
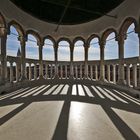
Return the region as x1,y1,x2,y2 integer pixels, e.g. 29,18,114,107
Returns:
6,23,139,61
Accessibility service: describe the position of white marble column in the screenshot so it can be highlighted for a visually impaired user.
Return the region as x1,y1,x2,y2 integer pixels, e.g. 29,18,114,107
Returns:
113,65,116,84
133,64,137,88
0,27,7,85
126,65,130,86
107,65,110,82
10,62,13,83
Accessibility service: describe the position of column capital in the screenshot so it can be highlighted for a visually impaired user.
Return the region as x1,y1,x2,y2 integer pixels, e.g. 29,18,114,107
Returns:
0,27,7,37
116,34,127,43
99,41,106,48
18,36,27,46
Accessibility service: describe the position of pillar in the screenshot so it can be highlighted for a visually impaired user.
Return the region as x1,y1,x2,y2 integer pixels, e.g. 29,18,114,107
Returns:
60,65,63,79
34,64,37,80
45,64,48,79
95,65,98,80
54,46,58,78
99,41,105,81
113,65,116,83
10,62,13,83
107,65,110,82
90,65,93,79
0,27,7,85
70,46,74,78
126,65,130,86
75,65,78,79
65,65,67,79
29,63,32,80
80,64,82,79
18,36,26,81
16,63,19,82
133,64,137,88
39,43,44,79
84,46,89,78
117,35,126,85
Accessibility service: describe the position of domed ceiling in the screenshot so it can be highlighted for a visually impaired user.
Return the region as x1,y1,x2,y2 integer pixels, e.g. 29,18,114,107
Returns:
10,0,124,25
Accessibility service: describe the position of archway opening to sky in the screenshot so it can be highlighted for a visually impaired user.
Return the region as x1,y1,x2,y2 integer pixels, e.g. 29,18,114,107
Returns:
43,39,54,61
26,34,39,60
105,32,118,60
58,41,70,61
74,40,84,61
7,26,21,57
124,23,139,58
88,38,100,60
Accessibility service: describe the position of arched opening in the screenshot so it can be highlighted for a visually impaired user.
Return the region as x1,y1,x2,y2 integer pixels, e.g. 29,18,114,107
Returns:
26,34,39,60
88,38,100,60
58,41,70,61
7,26,21,57
124,23,139,58
43,39,54,61
74,40,84,61
104,32,118,60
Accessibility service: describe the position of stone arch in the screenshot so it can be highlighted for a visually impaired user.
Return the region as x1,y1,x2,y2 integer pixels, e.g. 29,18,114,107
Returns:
73,36,86,47
8,20,25,37
43,35,56,47
101,28,118,44
0,12,6,28
57,37,72,47
26,30,42,46
119,17,138,36
57,37,71,61
87,34,100,47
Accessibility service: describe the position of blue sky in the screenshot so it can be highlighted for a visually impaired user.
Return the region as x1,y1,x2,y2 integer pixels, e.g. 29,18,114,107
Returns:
7,24,139,61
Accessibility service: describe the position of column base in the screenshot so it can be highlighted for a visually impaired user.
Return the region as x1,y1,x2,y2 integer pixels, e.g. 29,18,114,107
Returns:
39,75,44,80
117,79,126,85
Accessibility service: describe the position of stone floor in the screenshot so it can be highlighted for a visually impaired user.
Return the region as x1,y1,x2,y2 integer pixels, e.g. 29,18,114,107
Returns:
0,83,140,140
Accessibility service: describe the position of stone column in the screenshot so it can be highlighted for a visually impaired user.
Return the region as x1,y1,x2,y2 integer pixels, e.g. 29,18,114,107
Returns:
18,36,26,81
54,46,58,78
126,65,130,86
65,65,67,79
70,46,74,78
34,64,37,80
117,36,126,85
39,44,44,79
80,64,82,79
16,63,19,82
107,65,110,82
95,65,98,80
10,62,13,83
84,46,89,78
29,63,32,81
113,65,116,84
0,27,7,85
90,65,93,79
99,41,105,81
45,64,48,79
75,65,78,79
50,64,53,79
133,64,137,88
60,65,63,79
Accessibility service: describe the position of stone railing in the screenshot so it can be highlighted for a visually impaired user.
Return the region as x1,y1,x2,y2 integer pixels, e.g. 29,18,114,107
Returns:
1,55,139,90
